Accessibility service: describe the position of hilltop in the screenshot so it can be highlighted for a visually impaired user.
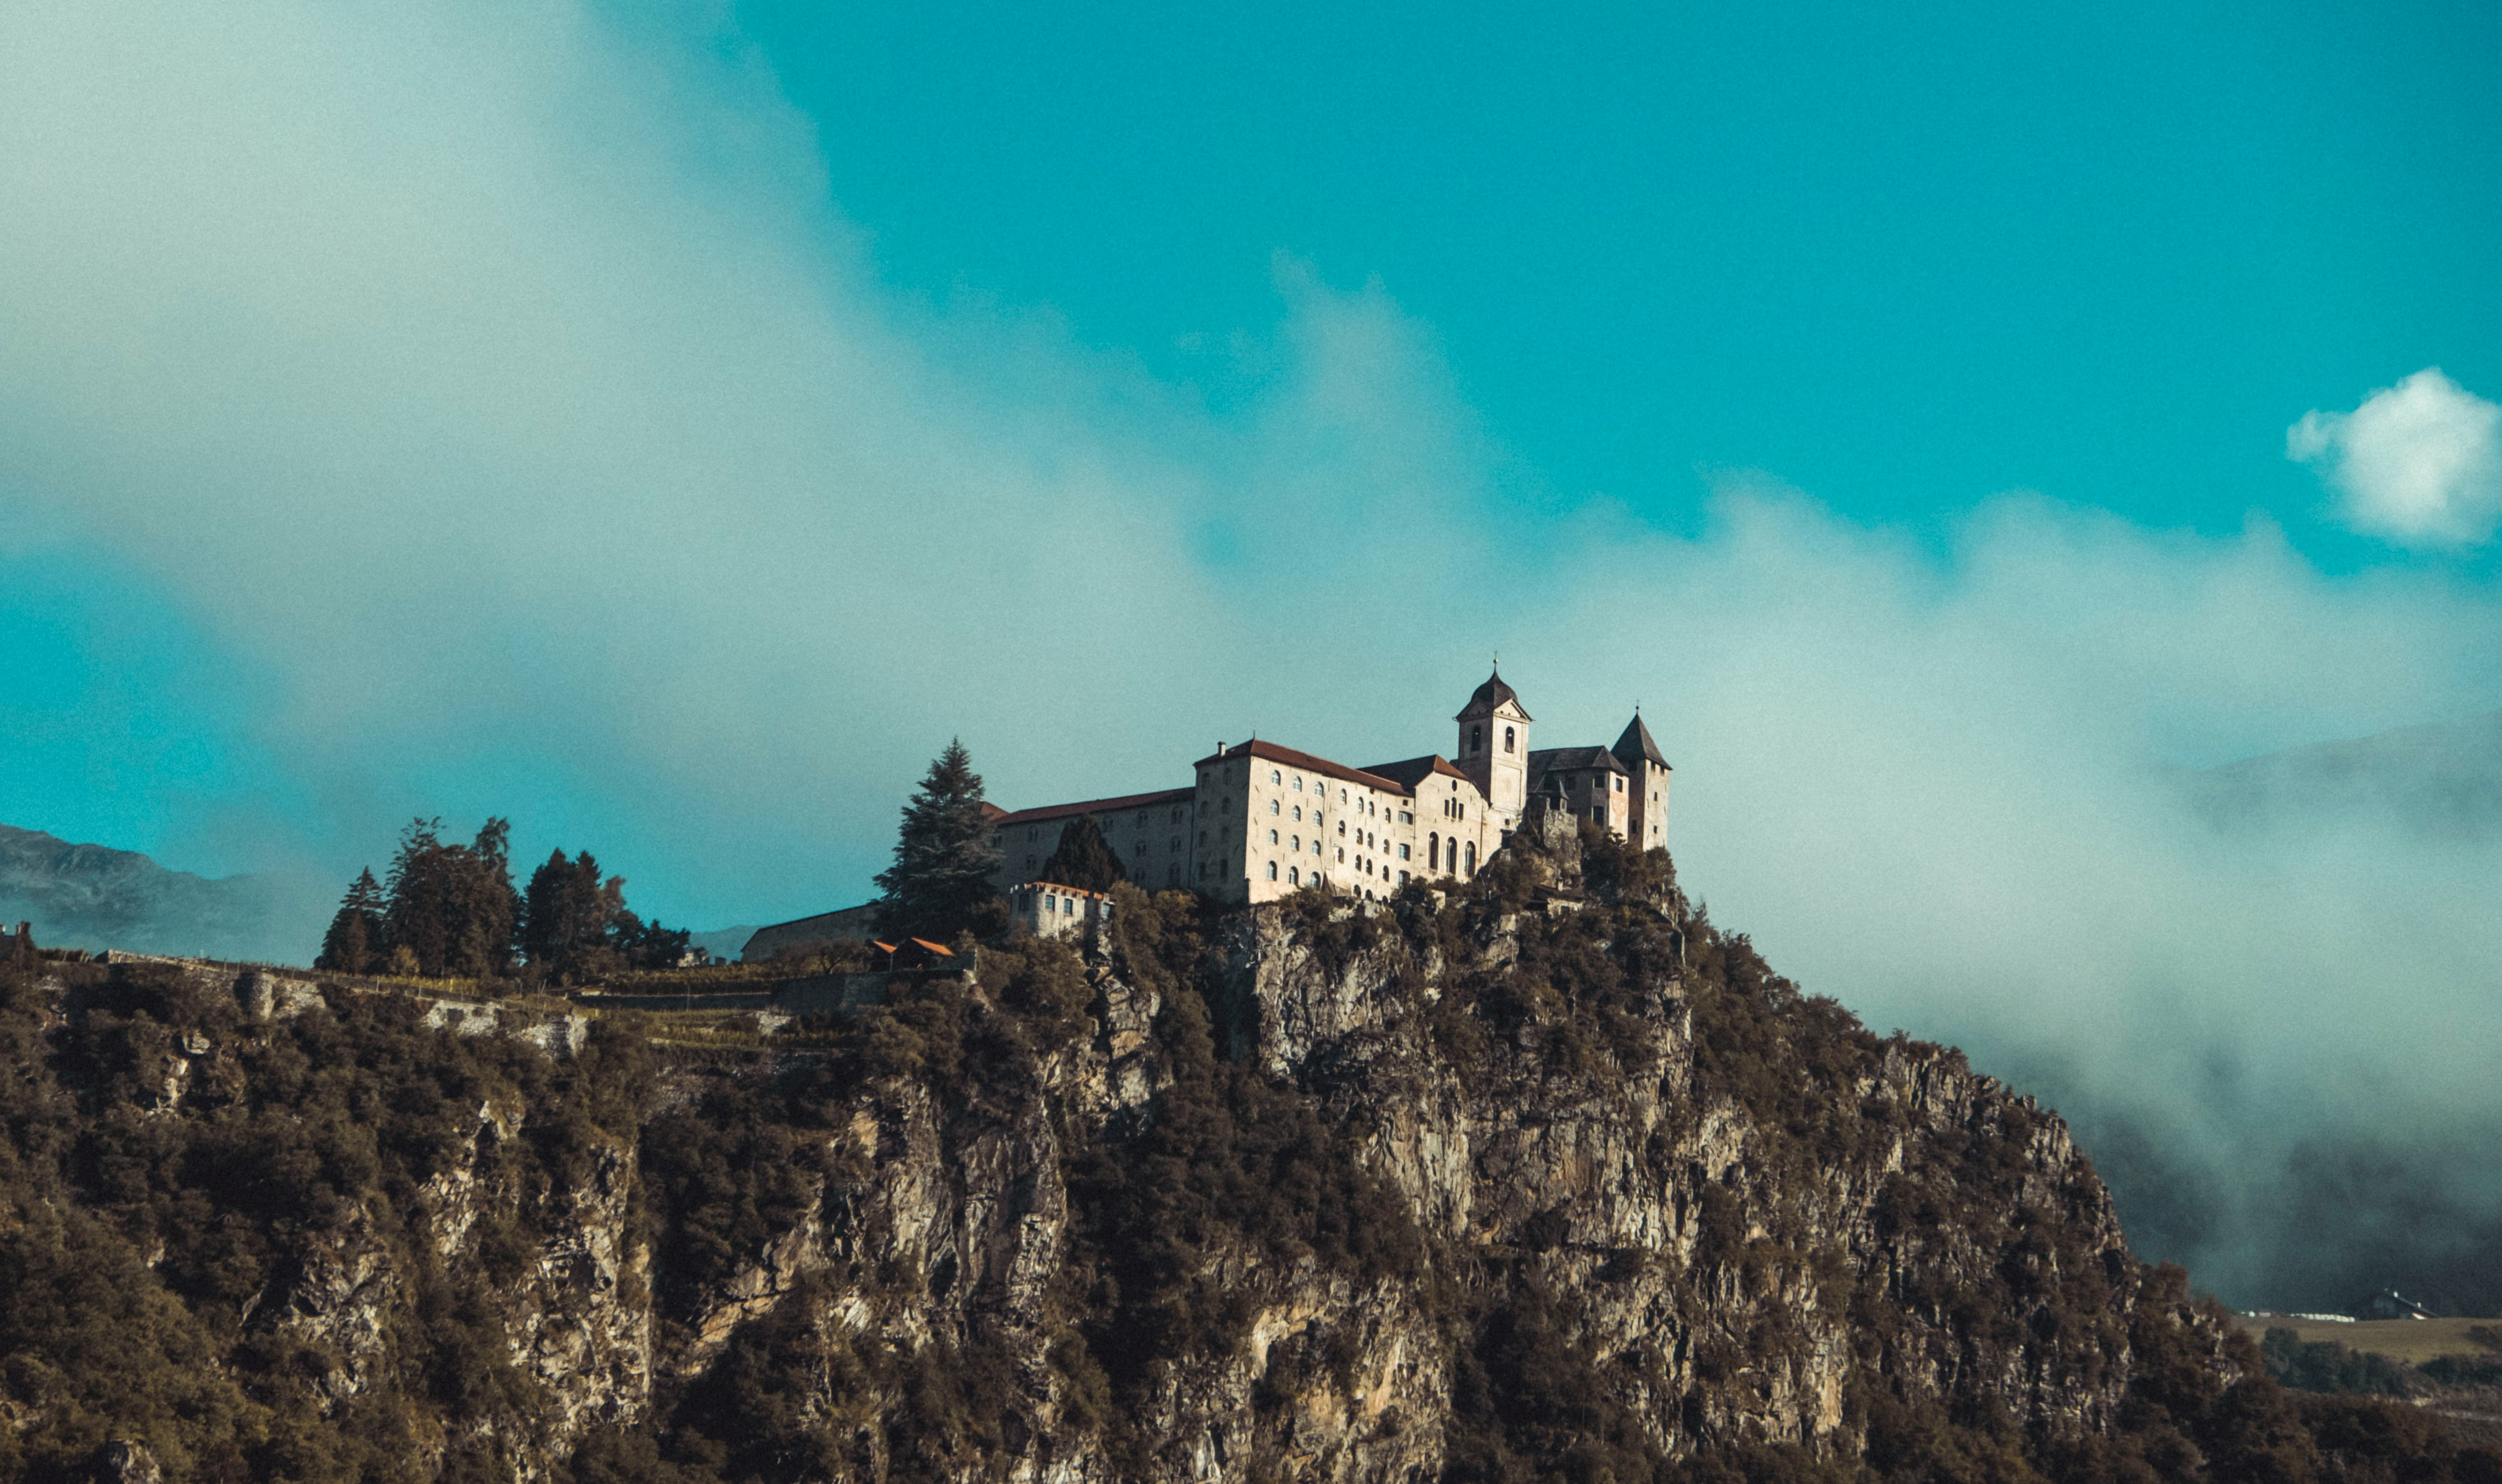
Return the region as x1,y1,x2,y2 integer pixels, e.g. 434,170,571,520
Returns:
0,821,2490,1483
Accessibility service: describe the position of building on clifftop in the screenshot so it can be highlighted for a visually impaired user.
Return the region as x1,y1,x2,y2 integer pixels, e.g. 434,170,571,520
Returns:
988,669,1670,907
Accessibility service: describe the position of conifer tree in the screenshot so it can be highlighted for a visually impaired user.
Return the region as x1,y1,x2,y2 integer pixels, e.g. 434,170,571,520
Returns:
523,849,608,971
381,817,521,980
1037,814,1126,893
521,847,686,980
315,868,386,973
875,739,1005,942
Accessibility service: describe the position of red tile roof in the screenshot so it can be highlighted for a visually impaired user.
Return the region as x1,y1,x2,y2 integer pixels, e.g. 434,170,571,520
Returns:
1020,881,1110,900
1191,739,1414,797
992,787,1197,828
1360,754,1475,790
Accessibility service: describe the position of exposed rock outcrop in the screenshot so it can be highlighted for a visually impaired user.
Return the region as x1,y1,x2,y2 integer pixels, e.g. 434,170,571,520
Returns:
1,828,2331,1483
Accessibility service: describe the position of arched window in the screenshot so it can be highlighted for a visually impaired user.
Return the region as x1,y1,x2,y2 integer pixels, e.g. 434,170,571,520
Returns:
1290,835,1300,849
1428,834,1439,868
1336,847,1345,862
1292,806,1302,821
1269,800,1281,815
1289,867,1300,885
1268,829,1279,844
1293,776,1303,791
1464,842,1476,875
1470,724,1482,753
1271,769,1282,784
1504,726,1515,753
1311,840,1321,855
1267,861,1279,880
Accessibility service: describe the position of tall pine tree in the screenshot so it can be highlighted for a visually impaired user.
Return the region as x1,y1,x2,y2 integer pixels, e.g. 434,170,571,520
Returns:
381,817,521,980
1037,815,1125,892
875,739,1004,942
314,868,386,972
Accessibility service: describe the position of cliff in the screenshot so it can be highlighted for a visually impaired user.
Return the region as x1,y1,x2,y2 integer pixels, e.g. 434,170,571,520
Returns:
0,826,2478,1484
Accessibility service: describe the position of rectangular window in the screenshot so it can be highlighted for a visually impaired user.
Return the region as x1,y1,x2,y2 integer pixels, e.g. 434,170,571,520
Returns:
1398,844,1410,860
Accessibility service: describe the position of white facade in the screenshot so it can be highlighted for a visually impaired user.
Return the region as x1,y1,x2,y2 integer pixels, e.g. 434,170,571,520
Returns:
988,670,1669,908
1006,881,1114,943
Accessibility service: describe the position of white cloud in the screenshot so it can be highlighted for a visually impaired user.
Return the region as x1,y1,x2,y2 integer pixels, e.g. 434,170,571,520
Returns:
2289,367,2502,546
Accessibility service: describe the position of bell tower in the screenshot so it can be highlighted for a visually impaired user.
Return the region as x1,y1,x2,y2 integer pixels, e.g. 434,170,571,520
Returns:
1455,665,1533,832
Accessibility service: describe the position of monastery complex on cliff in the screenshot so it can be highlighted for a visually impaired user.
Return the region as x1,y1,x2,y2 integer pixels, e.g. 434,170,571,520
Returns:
988,669,1671,907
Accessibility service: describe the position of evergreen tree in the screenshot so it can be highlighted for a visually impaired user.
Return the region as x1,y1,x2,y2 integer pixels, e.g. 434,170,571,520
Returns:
314,868,386,973
381,817,521,980
522,847,686,980
461,817,521,977
523,849,619,983
383,819,450,975
874,739,1005,942
1037,814,1126,892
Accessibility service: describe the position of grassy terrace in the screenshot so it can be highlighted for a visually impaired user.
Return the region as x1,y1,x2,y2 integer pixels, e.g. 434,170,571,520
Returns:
2236,1315,2502,1365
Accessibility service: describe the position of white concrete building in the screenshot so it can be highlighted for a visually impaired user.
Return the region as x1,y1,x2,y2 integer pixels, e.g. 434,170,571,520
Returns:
990,669,1671,907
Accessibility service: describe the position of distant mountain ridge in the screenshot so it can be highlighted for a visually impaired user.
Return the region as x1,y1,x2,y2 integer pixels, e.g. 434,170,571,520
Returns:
0,822,286,961
2191,708,2502,835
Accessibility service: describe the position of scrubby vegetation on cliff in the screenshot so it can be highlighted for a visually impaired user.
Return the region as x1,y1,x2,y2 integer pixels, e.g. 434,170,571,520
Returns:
3,823,2495,1484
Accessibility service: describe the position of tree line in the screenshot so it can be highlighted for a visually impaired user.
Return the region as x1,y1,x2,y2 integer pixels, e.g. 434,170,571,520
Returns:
316,818,688,985
314,736,1122,985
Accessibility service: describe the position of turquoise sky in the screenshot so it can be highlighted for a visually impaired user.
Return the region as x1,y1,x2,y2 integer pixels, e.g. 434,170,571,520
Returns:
747,0,2500,558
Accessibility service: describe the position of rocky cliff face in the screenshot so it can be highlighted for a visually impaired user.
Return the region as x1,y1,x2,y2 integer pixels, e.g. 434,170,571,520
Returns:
0,828,2350,1484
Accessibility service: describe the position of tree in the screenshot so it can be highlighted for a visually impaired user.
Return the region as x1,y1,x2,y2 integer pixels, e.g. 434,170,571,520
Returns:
381,818,521,979
875,739,1005,942
1037,815,1125,893
315,868,386,973
522,848,689,982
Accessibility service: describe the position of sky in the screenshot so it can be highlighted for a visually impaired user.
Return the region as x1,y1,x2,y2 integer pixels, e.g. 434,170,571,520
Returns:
3,0,2502,1305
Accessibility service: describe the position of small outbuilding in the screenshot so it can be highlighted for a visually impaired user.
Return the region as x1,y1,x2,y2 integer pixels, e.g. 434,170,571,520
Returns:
1006,881,1113,946
2354,1289,2434,1320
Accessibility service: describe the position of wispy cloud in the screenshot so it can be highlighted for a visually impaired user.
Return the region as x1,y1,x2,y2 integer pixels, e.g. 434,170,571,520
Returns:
2290,368,2502,547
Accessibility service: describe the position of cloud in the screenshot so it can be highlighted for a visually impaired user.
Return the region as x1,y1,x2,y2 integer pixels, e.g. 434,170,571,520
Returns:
1526,488,2502,1305
5,1,2502,1310
2289,368,2502,546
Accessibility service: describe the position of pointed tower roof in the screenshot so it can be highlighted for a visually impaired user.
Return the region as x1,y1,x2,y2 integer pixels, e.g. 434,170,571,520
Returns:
1611,712,1670,769
1455,666,1532,722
